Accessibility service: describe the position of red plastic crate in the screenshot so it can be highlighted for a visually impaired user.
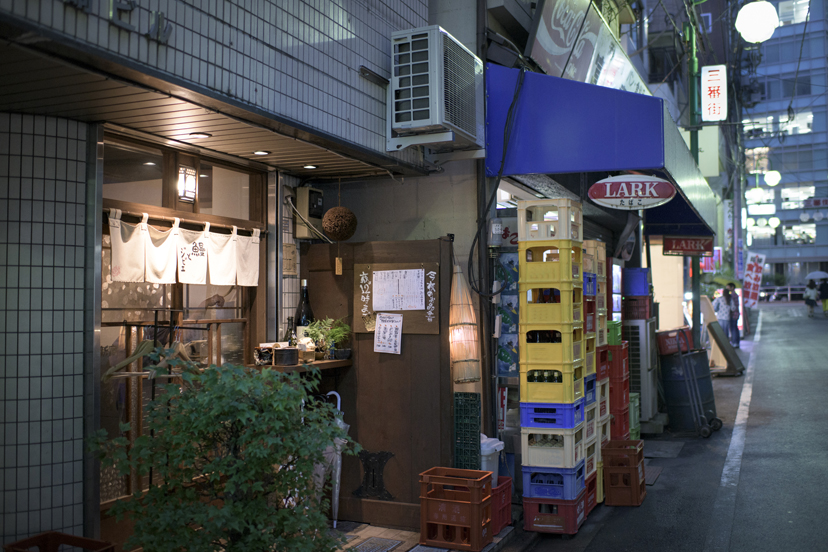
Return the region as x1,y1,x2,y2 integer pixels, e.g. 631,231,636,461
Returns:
523,490,587,535
491,476,512,536
583,299,596,333
596,345,609,380
656,327,693,355
603,461,646,506
601,440,644,468
610,406,630,440
585,472,598,516
608,342,629,381
609,376,629,411
622,296,652,320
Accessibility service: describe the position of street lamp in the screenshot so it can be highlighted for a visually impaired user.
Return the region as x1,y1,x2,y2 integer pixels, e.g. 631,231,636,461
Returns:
769,217,781,228
736,1,780,43
764,170,781,186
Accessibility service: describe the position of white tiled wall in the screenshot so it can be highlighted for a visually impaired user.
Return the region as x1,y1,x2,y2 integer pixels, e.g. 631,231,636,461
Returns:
0,0,427,164
0,113,88,544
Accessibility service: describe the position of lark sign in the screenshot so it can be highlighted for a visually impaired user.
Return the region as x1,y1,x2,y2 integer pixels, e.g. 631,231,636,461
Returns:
588,175,676,210
663,236,714,257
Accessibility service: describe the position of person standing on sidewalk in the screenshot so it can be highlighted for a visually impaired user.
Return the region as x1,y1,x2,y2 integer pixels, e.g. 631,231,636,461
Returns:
819,279,828,317
805,280,819,318
713,288,739,347
726,283,741,349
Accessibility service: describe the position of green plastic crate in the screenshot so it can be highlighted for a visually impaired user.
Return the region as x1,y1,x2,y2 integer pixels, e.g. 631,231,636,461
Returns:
454,392,481,470
630,426,641,440
607,321,623,345
629,392,640,429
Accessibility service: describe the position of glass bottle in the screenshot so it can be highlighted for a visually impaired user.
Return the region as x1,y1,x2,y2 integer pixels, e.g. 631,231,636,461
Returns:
294,279,315,339
282,316,294,342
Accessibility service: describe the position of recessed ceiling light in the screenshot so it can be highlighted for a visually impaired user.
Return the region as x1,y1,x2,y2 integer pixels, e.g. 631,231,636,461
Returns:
189,132,212,139
199,174,209,178
534,193,545,198
143,162,156,166
253,150,270,156
303,164,318,169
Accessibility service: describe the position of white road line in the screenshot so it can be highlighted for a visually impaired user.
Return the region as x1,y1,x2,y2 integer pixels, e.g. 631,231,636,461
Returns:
703,311,761,552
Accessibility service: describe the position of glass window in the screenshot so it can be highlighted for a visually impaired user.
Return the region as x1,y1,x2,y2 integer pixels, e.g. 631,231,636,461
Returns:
778,0,810,26
763,42,780,63
103,141,164,206
198,162,250,220
783,223,816,244
781,185,815,201
746,147,770,173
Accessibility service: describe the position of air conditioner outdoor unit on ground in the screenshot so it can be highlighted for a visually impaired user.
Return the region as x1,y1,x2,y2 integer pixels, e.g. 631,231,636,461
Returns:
623,318,659,422
387,26,484,153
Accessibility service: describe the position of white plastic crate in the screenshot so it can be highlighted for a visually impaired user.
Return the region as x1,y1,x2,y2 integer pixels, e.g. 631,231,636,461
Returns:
517,199,583,242
521,424,585,469
584,435,599,478
599,412,612,450
584,402,599,443
598,378,610,418
583,239,606,278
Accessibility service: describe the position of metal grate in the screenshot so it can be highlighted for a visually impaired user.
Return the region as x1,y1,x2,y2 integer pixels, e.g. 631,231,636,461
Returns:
623,322,643,395
352,537,403,552
392,32,432,126
442,36,477,136
454,392,481,470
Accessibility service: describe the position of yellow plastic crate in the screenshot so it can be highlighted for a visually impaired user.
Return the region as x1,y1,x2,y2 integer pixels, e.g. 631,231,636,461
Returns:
517,199,583,242
584,435,599,478
583,239,606,278
518,239,583,285
585,335,596,376
519,282,583,325
519,362,585,403
597,461,604,503
597,313,607,347
519,321,584,364
584,402,599,443
521,424,585,468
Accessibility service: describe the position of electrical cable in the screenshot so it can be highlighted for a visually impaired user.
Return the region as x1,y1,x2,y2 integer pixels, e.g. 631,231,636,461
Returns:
285,195,333,243
466,67,528,298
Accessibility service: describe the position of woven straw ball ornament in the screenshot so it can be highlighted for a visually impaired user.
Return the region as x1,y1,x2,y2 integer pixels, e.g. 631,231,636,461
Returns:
322,206,358,241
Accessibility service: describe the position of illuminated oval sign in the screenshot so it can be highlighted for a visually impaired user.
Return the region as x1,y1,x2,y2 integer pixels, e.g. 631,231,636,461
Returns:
588,175,677,210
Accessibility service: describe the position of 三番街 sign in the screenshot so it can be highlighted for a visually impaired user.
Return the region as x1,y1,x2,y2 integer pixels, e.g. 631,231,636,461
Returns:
588,175,676,210
663,236,714,257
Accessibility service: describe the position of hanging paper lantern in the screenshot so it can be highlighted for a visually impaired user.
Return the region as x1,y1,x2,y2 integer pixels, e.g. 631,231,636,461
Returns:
322,206,358,241
449,263,481,383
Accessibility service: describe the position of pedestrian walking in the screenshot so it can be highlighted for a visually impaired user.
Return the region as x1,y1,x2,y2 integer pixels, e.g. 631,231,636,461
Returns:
805,280,819,318
819,279,828,317
726,283,741,349
713,288,739,347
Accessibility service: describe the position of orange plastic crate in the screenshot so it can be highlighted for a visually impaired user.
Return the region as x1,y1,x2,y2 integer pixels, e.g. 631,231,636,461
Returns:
420,467,493,552
603,461,646,506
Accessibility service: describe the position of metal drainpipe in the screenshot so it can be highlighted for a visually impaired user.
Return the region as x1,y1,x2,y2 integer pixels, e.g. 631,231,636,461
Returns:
685,21,703,348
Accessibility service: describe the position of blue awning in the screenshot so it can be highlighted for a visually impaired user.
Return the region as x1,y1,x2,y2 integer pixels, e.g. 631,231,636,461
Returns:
485,64,716,237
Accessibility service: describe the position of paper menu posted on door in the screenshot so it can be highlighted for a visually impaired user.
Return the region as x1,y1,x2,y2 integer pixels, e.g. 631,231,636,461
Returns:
373,313,403,354
372,269,425,311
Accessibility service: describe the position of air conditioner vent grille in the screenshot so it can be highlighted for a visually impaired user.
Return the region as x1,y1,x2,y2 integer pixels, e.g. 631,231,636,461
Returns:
442,37,477,136
392,38,432,124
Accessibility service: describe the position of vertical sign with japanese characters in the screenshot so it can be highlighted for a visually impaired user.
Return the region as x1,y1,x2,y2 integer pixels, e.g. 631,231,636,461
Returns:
353,263,440,334
742,252,766,308
425,270,437,322
702,65,727,122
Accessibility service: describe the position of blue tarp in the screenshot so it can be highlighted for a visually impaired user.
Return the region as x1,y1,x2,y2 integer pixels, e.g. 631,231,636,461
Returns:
485,64,716,237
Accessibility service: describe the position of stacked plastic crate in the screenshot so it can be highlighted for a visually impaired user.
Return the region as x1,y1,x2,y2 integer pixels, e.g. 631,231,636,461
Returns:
581,246,600,518
608,341,630,440
516,199,588,535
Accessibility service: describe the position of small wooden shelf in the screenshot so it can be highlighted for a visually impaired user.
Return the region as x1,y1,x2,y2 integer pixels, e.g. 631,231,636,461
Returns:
247,359,352,373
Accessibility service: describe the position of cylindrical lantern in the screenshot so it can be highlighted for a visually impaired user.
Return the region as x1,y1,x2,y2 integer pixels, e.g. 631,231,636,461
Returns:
449,263,481,383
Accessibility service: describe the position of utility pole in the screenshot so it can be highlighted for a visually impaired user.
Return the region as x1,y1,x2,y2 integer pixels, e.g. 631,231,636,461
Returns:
684,21,703,349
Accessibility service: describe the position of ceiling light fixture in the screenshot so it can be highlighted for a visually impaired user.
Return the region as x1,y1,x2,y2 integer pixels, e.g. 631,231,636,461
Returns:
189,132,212,139
253,150,270,156
143,162,156,166
199,174,209,178
303,164,318,169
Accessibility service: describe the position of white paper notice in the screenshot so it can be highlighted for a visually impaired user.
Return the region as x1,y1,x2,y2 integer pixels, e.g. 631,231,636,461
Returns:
372,269,425,311
373,313,403,354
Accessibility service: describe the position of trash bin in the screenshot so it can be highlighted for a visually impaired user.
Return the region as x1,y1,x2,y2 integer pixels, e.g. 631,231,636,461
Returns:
481,434,505,487
660,351,717,432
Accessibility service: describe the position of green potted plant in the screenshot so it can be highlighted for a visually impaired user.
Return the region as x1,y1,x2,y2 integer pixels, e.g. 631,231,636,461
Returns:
305,318,351,360
90,348,358,552
327,319,352,360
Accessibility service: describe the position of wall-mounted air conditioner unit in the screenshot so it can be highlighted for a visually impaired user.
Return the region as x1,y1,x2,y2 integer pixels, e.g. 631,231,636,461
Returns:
623,318,659,422
387,26,484,153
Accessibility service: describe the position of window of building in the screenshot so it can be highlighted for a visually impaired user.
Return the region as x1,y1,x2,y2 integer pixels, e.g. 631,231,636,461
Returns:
778,0,810,26
699,13,713,33
103,141,165,206
746,187,775,205
746,147,770,173
781,184,815,209
783,223,816,244
199,162,251,220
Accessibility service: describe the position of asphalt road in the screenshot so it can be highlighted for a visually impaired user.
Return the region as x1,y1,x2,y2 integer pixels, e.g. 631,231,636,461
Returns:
527,302,828,552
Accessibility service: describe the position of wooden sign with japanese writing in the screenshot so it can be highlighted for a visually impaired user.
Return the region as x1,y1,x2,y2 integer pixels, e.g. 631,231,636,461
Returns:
353,262,440,334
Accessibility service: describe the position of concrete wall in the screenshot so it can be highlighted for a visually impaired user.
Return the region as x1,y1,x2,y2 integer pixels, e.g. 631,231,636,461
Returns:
0,113,90,544
0,0,427,164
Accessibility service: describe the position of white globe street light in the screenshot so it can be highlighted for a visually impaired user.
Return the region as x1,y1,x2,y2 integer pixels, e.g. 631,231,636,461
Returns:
769,217,781,228
814,212,825,222
757,218,768,227
764,170,781,186
736,1,780,43
800,212,811,222
747,217,756,227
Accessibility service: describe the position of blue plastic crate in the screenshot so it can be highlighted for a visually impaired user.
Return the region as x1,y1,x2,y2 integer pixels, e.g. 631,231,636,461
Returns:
583,272,597,296
520,399,585,429
522,461,586,500
584,373,597,406
623,268,651,296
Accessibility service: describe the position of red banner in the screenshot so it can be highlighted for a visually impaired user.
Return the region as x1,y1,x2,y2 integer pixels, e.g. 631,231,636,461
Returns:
662,236,714,257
